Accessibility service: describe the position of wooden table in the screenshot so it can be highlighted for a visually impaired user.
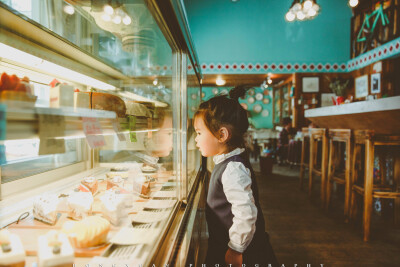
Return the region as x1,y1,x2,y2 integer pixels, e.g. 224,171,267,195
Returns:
305,96,400,241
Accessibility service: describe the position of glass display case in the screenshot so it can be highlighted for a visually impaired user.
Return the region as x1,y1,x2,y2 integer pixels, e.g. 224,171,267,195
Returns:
0,0,204,266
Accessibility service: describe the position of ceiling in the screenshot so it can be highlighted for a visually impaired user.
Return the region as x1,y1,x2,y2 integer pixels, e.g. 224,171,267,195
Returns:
201,73,292,87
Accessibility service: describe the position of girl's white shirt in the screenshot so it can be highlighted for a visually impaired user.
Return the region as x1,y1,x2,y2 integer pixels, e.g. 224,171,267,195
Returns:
213,148,258,253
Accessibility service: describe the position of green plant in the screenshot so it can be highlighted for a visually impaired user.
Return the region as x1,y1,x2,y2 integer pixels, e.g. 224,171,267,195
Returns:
329,78,349,97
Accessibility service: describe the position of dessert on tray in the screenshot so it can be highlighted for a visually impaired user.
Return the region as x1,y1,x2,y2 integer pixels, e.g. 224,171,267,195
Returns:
37,230,74,267
67,191,93,220
0,229,25,267
61,216,110,248
33,194,60,225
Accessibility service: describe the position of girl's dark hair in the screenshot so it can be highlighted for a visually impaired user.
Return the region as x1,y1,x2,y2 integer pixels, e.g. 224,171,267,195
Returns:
194,86,250,150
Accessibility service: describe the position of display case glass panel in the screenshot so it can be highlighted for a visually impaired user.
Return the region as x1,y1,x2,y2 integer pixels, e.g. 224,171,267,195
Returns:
186,56,201,192
0,0,191,265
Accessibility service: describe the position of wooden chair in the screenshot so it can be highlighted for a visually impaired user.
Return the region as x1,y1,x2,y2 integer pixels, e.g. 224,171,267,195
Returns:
309,128,329,206
349,130,400,241
325,129,352,220
299,127,310,189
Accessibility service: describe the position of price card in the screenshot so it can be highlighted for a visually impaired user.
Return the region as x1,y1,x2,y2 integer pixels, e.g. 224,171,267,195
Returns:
112,119,126,141
38,113,66,155
82,117,106,148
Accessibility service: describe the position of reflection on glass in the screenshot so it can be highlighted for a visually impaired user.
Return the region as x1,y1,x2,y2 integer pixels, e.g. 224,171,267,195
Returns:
187,56,201,190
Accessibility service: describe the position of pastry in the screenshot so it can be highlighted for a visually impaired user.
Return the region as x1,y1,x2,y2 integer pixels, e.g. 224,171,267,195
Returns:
125,101,152,117
37,230,74,267
61,216,110,248
85,92,126,118
100,191,127,226
106,176,124,190
49,84,74,108
132,176,150,196
74,90,90,109
0,229,25,267
33,194,60,225
67,191,93,220
140,164,157,173
81,176,98,195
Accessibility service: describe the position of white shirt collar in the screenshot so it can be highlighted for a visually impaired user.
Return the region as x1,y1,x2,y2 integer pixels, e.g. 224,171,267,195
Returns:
213,147,245,164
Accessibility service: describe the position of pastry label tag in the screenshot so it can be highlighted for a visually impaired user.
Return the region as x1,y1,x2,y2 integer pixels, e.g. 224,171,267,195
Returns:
82,117,106,148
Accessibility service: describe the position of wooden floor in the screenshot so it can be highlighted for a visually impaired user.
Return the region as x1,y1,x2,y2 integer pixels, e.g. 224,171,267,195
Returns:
253,161,400,267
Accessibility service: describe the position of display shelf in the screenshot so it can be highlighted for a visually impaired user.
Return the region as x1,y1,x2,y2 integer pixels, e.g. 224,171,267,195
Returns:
2,103,154,141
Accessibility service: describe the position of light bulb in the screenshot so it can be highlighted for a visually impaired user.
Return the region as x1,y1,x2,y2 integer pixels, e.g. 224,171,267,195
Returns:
349,0,359,8
312,3,320,12
216,78,226,86
285,11,295,22
112,15,121,24
307,8,317,17
268,78,272,84
63,5,75,15
153,79,158,86
123,15,131,25
104,5,114,15
296,11,306,20
101,13,111,21
293,3,302,12
303,0,313,10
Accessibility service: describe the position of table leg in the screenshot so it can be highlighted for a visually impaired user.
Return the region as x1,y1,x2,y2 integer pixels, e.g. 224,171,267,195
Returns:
363,139,374,242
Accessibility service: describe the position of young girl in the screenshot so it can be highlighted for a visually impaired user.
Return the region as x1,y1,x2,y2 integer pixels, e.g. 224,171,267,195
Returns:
194,90,278,266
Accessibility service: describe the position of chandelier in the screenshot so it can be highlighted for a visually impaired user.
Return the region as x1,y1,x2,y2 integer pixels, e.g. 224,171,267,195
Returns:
285,0,320,22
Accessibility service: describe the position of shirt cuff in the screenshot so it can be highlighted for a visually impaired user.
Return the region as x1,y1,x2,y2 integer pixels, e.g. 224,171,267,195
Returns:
228,240,246,253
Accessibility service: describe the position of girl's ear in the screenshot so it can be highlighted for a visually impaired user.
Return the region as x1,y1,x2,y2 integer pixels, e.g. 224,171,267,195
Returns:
218,127,230,143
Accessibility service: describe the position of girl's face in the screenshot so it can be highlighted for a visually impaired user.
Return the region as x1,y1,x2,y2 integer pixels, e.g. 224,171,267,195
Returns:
194,116,226,157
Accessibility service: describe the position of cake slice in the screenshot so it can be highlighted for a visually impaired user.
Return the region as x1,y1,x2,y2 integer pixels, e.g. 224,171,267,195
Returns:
81,176,98,195
0,229,25,267
67,191,93,220
33,194,60,225
37,230,74,267
61,216,110,248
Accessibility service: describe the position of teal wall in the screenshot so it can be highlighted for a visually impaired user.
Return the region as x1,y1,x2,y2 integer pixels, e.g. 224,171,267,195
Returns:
183,0,352,73
201,86,273,128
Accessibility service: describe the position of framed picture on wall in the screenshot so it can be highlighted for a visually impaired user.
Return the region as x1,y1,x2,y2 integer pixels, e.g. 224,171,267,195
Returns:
302,77,319,93
355,75,369,99
371,73,381,94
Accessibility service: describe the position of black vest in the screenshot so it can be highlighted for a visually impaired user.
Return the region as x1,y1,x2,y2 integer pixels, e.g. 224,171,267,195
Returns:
206,153,266,251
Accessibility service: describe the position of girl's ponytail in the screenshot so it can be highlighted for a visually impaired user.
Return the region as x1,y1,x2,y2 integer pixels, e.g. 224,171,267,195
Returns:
228,85,253,102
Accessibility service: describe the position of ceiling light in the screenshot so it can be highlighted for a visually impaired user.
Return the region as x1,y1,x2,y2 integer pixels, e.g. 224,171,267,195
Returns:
285,11,296,22
122,15,131,25
153,78,158,86
267,77,273,84
349,0,359,8
285,0,320,22
112,15,121,24
63,5,75,15
307,8,317,17
0,43,116,90
216,78,226,86
303,0,313,10
101,13,111,21
104,4,114,15
296,11,306,20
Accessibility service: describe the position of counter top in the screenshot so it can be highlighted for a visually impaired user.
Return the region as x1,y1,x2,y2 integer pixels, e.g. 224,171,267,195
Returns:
304,96,400,134
305,96,400,117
